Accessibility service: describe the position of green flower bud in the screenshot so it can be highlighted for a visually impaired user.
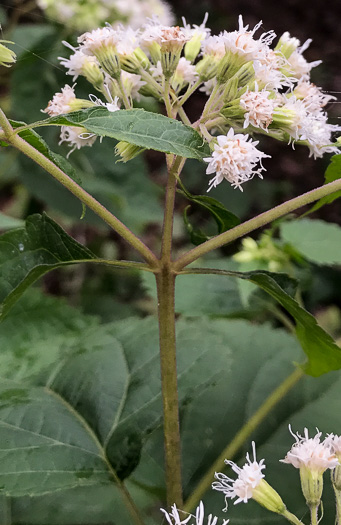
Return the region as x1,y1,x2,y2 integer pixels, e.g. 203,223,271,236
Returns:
0,41,16,68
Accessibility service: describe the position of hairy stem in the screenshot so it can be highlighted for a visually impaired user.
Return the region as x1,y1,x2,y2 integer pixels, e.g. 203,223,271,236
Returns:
184,367,304,512
282,509,304,525
156,155,186,507
0,108,158,268
156,268,183,507
310,505,319,525
174,178,341,271
334,487,341,525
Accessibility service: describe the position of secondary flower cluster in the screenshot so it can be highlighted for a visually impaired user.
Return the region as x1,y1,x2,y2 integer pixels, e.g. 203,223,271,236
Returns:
45,15,340,190
37,0,174,32
212,426,341,523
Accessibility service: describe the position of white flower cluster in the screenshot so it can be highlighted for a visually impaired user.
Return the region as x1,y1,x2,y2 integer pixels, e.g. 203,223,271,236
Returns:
281,425,339,473
47,14,339,186
37,0,174,32
212,426,341,521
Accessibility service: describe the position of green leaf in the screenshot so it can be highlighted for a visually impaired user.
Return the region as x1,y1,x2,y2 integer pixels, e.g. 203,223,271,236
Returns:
179,182,240,245
10,121,81,185
34,107,211,160
0,379,114,496
309,154,341,213
0,213,96,319
280,218,341,265
0,212,24,230
0,294,235,499
134,319,340,523
179,266,341,375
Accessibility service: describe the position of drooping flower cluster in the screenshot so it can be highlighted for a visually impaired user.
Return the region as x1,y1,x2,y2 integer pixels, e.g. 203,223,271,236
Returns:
45,14,340,187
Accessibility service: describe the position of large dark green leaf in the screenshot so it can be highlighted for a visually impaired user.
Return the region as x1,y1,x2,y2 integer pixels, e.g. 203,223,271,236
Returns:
178,266,341,376
32,108,211,159
134,319,340,524
280,218,341,265
0,213,96,319
309,154,341,213
0,292,235,501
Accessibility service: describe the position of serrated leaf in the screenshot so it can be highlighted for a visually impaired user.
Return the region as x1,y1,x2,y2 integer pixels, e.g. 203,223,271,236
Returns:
179,266,341,375
0,295,235,499
33,108,210,159
179,181,240,245
280,218,341,265
0,379,113,497
0,213,96,319
309,154,341,213
9,120,81,185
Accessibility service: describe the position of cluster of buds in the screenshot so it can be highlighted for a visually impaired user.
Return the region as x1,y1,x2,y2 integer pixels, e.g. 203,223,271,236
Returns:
45,15,340,190
211,426,341,525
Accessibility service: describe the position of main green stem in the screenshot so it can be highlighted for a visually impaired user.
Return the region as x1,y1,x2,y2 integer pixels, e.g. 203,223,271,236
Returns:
174,177,341,271
184,367,304,512
0,109,158,268
156,155,184,507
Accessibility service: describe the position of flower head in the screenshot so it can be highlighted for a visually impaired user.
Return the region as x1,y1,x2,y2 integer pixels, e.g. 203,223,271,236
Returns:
160,501,229,525
43,84,77,116
59,126,97,157
221,15,276,62
204,129,270,191
281,426,338,473
240,85,276,131
212,442,266,505
0,40,16,67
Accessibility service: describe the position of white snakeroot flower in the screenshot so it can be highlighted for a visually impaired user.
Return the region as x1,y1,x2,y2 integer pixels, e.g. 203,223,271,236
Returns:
121,70,146,100
160,501,229,525
78,26,120,55
201,35,226,59
293,80,336,113
89,92,120,112
286,38,321,79
59,47,100,81
181,12,210,42
173,57,199,87
281,426,339,473
43,84,76,116
221,15,276,62
213,442,266,505
204,129,270,191
199,78,216,96
325,434,341,460
59,126,97,157
240,85,276,131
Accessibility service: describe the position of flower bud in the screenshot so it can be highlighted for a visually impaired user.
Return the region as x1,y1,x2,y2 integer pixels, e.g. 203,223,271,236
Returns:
115,141,145,162
0,41,16,68
252,479,286,514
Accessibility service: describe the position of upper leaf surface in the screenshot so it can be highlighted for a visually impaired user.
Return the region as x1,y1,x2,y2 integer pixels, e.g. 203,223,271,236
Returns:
0,213,96,319
37,108,210,159
280,218,341,265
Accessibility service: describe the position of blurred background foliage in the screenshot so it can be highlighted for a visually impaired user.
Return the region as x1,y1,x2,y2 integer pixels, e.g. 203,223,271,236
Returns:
0,1,341,524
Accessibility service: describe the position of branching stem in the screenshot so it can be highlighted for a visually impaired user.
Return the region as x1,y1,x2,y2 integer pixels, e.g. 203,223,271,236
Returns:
0,108,158,268
174,178,341,271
